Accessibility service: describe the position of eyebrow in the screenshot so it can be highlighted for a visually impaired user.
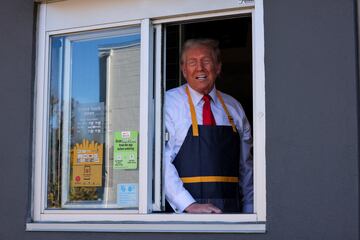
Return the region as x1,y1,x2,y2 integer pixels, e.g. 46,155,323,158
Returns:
187,57,213,61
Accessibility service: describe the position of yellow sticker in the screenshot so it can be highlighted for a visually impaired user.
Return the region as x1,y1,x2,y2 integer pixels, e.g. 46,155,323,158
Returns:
71,139,103,187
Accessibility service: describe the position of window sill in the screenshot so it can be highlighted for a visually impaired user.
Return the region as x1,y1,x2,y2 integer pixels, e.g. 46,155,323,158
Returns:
26,222,266,233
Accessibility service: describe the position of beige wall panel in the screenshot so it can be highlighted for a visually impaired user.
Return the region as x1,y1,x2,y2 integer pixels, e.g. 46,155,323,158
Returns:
44,0,249,31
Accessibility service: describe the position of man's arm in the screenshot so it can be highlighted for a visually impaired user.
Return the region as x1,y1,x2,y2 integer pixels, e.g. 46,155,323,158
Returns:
164,98,196,212
239,110,254,213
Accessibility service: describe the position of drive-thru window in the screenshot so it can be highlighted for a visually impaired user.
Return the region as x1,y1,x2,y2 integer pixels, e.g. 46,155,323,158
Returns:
29,0,265,232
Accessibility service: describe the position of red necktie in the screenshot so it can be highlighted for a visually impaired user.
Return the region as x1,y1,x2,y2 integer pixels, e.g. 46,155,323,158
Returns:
202,94,216,126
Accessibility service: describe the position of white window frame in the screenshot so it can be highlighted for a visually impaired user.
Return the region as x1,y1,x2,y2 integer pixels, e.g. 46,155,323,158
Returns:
56,27,143,210
29,0,266,233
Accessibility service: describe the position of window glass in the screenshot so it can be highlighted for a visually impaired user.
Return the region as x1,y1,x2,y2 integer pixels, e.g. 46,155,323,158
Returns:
47,27,141,209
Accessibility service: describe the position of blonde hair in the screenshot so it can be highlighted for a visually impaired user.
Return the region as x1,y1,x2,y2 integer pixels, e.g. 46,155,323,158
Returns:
180,38,221,65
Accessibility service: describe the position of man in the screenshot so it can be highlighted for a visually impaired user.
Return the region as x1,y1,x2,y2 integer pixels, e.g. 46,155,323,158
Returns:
164,38,253,213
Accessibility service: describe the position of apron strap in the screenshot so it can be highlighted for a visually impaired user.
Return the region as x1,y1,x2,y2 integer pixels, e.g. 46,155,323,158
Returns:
181,176,239,183
185,86,199,136
216,91,237,133
185,86,237,136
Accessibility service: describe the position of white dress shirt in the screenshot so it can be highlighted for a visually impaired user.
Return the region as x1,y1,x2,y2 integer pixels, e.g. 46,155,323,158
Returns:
164,84,253,213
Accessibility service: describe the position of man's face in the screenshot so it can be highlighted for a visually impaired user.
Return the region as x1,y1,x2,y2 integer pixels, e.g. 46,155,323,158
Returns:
181,46,221,95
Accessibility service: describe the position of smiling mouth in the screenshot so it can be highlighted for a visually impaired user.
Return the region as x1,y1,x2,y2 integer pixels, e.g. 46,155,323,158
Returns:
195,75,207,81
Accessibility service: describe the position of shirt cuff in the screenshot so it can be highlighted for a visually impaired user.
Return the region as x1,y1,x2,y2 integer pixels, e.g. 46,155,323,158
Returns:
242,203,253,213
168,191,196,213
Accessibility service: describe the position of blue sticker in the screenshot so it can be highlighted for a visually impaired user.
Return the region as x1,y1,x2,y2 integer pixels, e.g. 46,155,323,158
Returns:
117,183,138,208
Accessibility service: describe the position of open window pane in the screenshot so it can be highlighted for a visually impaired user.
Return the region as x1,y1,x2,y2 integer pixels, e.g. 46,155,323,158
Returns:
162,16,254,213
165,16,253,123
47,26,141,209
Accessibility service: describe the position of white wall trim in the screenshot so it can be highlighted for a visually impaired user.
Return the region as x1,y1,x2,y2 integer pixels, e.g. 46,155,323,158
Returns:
26,222,265,233
43,0,255,31
152,7,253,24
253,0,267,222
33,3,49,221
139,19,154,214
46,20,141,36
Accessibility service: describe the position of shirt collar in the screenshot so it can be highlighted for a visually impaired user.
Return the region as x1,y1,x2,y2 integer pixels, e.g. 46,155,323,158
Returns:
186,84,218,106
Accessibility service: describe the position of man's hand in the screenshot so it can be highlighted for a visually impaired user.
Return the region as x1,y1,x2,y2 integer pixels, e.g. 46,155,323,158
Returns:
184,203,222,213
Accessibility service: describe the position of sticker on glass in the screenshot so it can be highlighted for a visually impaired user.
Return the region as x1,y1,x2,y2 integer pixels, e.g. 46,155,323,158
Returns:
113,131,138,169
117,183,138,208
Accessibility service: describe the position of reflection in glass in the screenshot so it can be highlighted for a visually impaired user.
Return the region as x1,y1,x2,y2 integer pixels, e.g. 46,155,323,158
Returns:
47,27,141,209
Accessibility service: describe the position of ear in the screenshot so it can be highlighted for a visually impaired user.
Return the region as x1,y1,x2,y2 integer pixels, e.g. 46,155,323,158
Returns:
216,62,222,75
181,64,188,81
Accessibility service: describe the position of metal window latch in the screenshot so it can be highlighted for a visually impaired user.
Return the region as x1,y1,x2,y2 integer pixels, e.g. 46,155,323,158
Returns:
165,132,169,142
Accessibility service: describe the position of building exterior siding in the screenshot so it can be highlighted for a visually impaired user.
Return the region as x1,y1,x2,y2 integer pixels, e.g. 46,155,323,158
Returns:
0,0,358,239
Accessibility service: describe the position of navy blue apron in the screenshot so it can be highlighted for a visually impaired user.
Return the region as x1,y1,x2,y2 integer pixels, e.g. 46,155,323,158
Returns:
171,86,242,212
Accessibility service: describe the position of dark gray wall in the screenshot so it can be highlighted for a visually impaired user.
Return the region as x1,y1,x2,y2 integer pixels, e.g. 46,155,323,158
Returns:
0,0,358,239
264,0,359,239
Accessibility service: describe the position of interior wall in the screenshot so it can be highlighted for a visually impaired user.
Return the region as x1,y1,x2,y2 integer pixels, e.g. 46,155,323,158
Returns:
0,0,358,239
